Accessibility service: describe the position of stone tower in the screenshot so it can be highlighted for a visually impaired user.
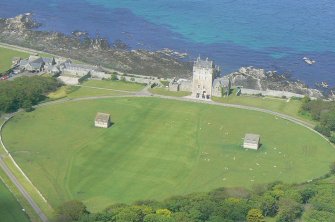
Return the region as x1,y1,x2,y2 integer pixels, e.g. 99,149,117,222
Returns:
192,57,215,99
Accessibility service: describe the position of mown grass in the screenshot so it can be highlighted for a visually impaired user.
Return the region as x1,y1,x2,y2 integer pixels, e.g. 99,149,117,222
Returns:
82,80,145,91
212,94,315,125
66,86,129,99
48,80,145,100
0,46,29,73
2,97,334,212
0,176,31,222
149,87,191,97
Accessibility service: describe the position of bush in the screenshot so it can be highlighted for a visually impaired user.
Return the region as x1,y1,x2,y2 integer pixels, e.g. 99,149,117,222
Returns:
329,161,335,174
56,200,89,221
111,74,118,81
22,100,34,112
329,135,335,144
314,125,331,137
246,208,264,222
276,198,303,222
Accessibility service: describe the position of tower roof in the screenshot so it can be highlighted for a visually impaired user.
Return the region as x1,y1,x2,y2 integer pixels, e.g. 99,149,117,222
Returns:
194,57,213,69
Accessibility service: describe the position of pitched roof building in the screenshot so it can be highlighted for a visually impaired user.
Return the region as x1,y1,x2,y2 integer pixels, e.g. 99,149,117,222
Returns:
243,134,260,150
95,113,111,128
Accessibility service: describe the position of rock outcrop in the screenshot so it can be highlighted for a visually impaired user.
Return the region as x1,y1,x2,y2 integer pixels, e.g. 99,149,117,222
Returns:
4,13,40,30
226,67,323,98
0,13,192,78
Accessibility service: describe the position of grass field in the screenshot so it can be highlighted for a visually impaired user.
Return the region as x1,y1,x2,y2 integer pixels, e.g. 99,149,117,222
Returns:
213,94,315,124
48,80,145,100
82,80,145,91
0,179,31,222
0,46,30,73
2,97,335,212
149,87,192,97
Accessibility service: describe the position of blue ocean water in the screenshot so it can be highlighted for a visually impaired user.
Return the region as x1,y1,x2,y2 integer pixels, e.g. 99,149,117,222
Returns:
0,0,334,87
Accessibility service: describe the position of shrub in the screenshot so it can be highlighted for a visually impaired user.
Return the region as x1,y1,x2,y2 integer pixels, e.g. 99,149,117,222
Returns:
329,135,335,144
314,125,331,137
56,200,89,221
111,74,118,81
329,161,335,174
247,208,264,222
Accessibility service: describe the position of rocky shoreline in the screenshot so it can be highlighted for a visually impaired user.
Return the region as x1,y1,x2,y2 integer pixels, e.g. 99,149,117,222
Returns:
0,13,192,78
0,13,327,98
226,67,324,98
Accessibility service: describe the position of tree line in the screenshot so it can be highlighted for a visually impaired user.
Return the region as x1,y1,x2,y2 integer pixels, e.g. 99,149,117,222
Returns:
54,164,335,222
0,76,59,113
300,97,335,143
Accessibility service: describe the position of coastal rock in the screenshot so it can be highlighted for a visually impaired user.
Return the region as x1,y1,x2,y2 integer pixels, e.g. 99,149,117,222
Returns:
4,13,40,30
0,13,192,78
227,66,323,98
89,38,110,50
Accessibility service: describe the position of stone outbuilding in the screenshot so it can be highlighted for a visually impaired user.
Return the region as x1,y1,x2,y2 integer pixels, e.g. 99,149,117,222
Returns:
243,134,260,150
212,77,231,97
94,112,111,128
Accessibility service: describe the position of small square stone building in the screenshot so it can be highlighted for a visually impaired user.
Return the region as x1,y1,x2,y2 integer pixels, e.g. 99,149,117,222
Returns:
243,134,260,150
95,112,111,128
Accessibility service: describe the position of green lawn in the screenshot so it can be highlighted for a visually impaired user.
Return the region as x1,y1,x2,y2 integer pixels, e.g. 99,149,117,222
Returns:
213,95,315,125
0,179,31,222
47,81,141,100
0,46,29,73
2,97,334,212
149,87,191,97
66,86,129,99
82,80,145,91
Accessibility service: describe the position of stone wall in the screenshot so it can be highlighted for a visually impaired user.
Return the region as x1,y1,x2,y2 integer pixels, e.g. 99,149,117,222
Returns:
240,88,306,98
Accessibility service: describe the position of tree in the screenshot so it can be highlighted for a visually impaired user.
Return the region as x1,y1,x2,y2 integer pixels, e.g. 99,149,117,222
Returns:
144,214,175,222
314,125,331,137
330,135,335,144
115,206,152,222
276,198,303,222
156,209,172,217
259,193,278,217
22,100,34,112
321,111,335,131
300,187,317,204
57,200,89,221
246,209,265,222
0,76,58,113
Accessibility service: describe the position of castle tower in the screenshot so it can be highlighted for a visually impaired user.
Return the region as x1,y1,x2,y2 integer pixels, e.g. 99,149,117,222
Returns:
192,57,214,99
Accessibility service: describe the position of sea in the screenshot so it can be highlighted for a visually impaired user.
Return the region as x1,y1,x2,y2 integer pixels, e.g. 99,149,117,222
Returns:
1,0,334,88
